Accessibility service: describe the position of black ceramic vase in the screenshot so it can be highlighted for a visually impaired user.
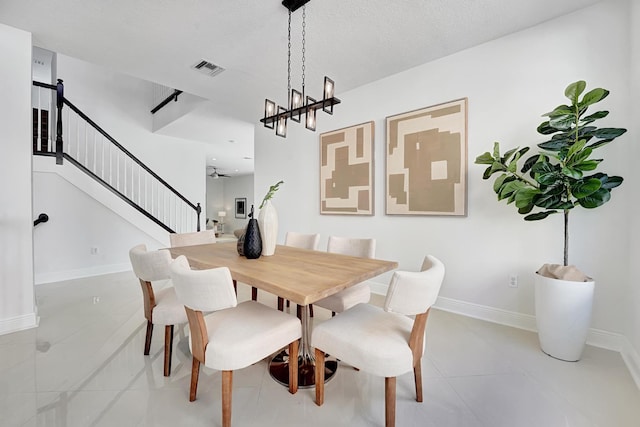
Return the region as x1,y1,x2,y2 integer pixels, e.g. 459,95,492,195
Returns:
243,205,262,259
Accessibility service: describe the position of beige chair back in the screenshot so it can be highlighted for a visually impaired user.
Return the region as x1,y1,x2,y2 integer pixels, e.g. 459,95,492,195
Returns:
327,236,376,259
128,244,172,281
170,255,237,312
169,230,216,247
284,232,320,250
384,255,445,316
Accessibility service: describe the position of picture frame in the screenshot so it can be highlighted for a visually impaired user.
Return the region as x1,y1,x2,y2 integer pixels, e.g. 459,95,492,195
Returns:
386,98,467,216
320,121,374,215
235,197,247,219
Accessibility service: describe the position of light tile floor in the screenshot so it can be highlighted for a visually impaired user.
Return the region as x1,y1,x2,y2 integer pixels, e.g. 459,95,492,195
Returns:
1,271,639,426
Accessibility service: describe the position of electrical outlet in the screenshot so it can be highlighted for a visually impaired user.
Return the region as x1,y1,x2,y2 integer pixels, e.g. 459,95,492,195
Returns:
509,274,518,288
90,247,98,255
92,296,100,304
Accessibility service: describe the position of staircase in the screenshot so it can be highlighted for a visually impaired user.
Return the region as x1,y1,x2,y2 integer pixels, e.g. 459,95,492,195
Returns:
32,79,202,235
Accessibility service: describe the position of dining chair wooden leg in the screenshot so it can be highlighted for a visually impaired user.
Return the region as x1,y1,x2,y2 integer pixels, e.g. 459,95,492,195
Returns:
277,297,284,311
288,340,299,394
315,348,325,406
144,321,153,355
163,325,174,376
189,357,200,402
385,377,396,427
251,287,258,301
413,359,423,402
222,370,233,427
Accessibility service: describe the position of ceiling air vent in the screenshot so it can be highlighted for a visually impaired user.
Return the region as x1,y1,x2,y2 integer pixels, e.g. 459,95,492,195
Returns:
192,60,225,77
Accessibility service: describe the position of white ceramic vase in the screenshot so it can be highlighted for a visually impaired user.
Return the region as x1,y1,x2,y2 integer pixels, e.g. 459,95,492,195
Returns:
534,273,595,361
258,200,278,256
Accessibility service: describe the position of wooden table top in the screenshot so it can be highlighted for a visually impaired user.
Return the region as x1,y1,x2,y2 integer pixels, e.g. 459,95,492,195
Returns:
167,242,397,306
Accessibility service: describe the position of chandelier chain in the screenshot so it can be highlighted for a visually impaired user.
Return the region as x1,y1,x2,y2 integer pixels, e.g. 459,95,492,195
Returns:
287,9,292,103
301,5,306,94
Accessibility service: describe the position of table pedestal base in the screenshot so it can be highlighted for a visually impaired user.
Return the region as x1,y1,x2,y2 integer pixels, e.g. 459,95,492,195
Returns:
269,350,338,388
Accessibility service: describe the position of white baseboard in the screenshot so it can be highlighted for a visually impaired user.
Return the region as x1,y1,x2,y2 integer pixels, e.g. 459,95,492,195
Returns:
371,286,638,389
0,312,38,335
434,296,538,332
621,338,640,390
35,263,132,285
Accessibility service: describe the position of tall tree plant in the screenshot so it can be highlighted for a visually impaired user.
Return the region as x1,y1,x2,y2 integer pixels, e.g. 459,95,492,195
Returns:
475,81,627,266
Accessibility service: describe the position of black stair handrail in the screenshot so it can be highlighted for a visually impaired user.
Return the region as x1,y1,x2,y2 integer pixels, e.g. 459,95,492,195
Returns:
32,79,202,232
33,213,49,227
151,89,183,114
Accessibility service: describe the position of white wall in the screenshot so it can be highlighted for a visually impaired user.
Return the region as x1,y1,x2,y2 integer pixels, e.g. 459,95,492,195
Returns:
206,176,225,225
626,0,640,379
32,54,208,282
256,0,632,340
0,24,36,334
222,175,254,233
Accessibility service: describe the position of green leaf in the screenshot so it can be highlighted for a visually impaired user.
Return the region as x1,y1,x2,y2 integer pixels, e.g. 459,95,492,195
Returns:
549,114,575,130
498,180,525,201
475,152,495,165
492,174,509,193
537,121,558,135
542,105,572,117
538,138,570,151
536,172,559,186
522,154,543,173
562,166,583,179
566,139,586,160
515,188,540,209
572,178,602,198
577,188,611,208
581,110,609,123
524,211,557,221
535,193,563,209
593,174,623,190
588,138,614,149
501,147,518,164
518,204,534,215
593,127,627,140
567,146,593,167
565,81,586,104
573,159,601,171
492,142,501,159
579,88,609,108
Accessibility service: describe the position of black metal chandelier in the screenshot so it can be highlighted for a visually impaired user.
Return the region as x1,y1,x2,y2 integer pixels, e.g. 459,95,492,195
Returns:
260,0,340,137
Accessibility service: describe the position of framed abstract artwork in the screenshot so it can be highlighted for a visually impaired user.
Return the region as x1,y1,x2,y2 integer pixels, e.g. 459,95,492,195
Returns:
320,121,374,215
386,98,468,216
235,197,247,219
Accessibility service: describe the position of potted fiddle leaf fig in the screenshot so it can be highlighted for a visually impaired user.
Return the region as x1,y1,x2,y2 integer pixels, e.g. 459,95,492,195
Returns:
475,80,626,361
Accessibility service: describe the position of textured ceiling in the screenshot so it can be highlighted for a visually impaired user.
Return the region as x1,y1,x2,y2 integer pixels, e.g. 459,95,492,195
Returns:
1,0,600,175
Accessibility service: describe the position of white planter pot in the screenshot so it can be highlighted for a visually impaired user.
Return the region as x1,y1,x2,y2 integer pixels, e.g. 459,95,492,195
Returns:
258,201,278,256
534,273,595,361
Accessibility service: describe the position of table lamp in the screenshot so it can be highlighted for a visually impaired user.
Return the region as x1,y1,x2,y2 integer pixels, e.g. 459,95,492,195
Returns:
218,211,226,234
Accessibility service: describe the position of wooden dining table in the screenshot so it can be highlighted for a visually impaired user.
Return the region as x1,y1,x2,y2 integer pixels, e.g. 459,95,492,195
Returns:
167,241,397,387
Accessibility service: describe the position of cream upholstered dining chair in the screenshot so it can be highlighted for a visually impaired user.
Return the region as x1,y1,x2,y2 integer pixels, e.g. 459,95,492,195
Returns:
169,255,302,427
169,230,216,247
277,232,321,315
169,229,239,293
312,255,445,427
128,244,188,377
313,236,376,316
